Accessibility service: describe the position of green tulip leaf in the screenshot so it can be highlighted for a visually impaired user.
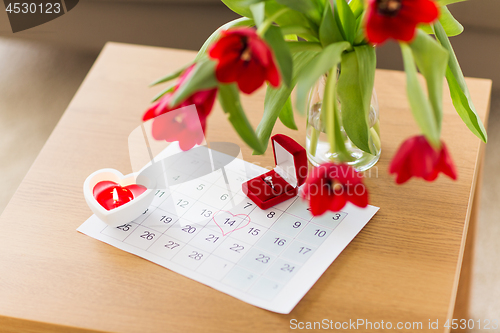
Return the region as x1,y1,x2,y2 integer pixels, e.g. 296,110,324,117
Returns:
437,0,466,6
400,43,440,147
278,96,298,130
439,6,464,36
263,25,293,87
337,46,376,154
334,0,356,43
286,41,323,53
149,64,190,87
264,1,311,30
250,2,265,27
275,0,321,23
409,30,448,130
295,41,351,115
445,67,488,142
222,0,260,18
348,0,364,19
218,83,265,154
421,6,464,36
168,59,218,108
281,25,316,40
353,11,367,45
151,82,176,103
434,21,487,142
319,1,344,47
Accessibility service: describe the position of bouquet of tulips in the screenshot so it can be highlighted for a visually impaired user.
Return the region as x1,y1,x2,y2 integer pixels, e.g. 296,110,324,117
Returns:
143,0,486,215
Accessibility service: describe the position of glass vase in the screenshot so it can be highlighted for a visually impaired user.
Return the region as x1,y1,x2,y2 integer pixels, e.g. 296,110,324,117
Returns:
306,75,381,171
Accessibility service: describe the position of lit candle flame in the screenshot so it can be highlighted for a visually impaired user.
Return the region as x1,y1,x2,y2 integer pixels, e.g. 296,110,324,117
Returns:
112,188,119,203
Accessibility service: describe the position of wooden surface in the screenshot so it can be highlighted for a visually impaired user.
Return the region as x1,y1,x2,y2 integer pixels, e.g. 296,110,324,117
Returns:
0,43,491,333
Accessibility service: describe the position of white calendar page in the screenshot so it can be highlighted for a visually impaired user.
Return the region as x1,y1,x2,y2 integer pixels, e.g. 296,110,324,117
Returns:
78,143,379,314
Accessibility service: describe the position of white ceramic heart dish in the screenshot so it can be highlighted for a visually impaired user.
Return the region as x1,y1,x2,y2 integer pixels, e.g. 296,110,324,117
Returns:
83,168,156,227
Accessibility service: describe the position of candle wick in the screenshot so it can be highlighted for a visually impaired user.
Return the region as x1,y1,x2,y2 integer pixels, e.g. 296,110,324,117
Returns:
112,188,119,203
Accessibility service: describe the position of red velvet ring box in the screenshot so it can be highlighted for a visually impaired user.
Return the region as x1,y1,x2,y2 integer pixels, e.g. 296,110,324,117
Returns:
242,134,308,210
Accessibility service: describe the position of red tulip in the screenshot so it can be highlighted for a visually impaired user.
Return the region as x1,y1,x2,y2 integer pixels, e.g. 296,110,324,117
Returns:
150,106,206,151
301,163,369,216
208,28,280,94
365,0,439,44
143,65,217,151
143,65,217,127
389,135,457,184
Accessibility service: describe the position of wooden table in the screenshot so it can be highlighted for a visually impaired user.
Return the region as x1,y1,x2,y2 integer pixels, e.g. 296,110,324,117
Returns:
0,43,491,333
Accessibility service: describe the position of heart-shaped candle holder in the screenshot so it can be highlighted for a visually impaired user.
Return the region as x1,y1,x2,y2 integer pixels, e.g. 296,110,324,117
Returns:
83,168,155,227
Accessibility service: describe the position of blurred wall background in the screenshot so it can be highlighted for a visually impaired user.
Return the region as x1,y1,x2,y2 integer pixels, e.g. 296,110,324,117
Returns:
1,0,499,92
0,0,499,329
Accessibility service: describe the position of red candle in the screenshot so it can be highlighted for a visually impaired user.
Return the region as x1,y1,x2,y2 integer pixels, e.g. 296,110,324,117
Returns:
93,181,146,211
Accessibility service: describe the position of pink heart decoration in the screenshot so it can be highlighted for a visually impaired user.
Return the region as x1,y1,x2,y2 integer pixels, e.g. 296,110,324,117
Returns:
212,210,251,236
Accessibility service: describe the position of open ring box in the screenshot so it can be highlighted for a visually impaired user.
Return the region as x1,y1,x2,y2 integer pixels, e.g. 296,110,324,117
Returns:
242,134,308,210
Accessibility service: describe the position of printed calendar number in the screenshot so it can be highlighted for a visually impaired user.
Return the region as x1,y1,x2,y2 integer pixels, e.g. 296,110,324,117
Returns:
314,229,327,237
312,211,348,228
244,202,253,209
248,227,260,236
274,238,286,246
196,184,205,190
267,211,275,218
224,218,236,226
255,254,270,264
281,264,295,273
160,216,173,224
205,234,220,243
281,241,317,264
155,190,166,197
264,259,300,284
292,221,302,228
117,223,132,232
255,230,291,255
165,241,180,249
297,223,332,246
182,225,197,234
188,251,203,260
102,223,139,241
140,230,155,241
229,244,244,253
299,246,311,254
200,209,212,217
177,199,190,208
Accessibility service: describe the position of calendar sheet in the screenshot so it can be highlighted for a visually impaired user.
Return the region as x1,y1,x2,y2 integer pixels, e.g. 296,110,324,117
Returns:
78,144,379,314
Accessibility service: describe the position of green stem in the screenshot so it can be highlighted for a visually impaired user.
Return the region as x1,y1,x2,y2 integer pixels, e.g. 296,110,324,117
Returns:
370,127,381,152
324,67,350,161
324,70,336,155
309,127,320,156
256,8,290,36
